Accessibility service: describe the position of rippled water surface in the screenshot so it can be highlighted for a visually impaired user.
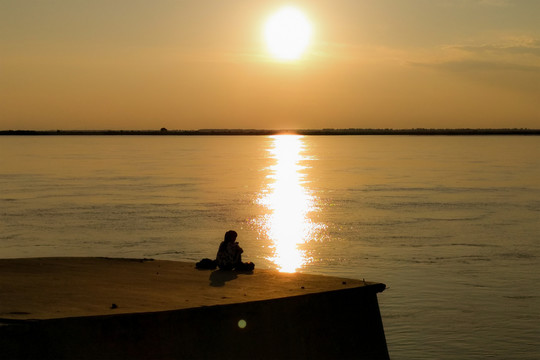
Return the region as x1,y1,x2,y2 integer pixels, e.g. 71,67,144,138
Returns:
1,135,539,359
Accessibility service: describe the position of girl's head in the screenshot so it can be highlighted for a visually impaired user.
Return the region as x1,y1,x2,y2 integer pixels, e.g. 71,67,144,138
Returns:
224,230,238,243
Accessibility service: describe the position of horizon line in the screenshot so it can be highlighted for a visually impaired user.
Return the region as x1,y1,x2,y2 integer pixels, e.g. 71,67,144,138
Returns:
1,127,540,136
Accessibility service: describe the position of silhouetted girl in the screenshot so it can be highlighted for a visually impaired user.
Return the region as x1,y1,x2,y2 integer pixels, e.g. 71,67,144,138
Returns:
216,230,255,271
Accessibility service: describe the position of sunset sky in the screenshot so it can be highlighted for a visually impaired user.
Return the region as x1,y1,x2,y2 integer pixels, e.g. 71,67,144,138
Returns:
1,0,540,130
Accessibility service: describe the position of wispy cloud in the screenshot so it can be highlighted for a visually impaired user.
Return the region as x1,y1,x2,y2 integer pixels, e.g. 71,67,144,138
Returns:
477,0,513,7
436,0,513,7
409,35,540,72
447,37,540,56
408,35,540,95
419,59,540,73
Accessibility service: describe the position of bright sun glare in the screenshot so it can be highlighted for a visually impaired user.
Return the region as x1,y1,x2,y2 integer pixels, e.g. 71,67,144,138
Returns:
264,6,313,61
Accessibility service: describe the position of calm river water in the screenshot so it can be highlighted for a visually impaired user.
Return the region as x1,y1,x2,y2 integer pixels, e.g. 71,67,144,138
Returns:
1,135,539,359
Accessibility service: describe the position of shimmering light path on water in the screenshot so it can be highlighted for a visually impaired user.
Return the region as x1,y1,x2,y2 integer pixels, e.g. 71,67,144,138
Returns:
255,135,325,272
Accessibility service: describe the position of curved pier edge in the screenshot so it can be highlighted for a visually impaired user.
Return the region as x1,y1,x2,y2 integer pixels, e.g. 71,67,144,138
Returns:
0,257,389,359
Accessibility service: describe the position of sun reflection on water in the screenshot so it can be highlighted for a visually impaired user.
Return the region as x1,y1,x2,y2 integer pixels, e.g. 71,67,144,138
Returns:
257,135,325,272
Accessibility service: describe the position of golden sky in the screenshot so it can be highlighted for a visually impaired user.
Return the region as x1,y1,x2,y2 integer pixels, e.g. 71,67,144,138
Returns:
1,0,540,130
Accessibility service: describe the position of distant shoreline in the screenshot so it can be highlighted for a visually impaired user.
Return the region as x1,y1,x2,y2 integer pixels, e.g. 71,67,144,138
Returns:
1,128,539,136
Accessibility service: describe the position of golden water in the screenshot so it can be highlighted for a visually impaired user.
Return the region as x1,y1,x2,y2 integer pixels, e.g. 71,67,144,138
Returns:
1,135,539,359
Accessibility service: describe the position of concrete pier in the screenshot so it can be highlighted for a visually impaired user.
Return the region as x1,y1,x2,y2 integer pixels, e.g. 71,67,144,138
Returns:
0,257,388,359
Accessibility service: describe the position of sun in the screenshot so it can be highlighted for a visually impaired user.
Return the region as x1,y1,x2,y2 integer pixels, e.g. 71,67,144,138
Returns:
264,6,313,61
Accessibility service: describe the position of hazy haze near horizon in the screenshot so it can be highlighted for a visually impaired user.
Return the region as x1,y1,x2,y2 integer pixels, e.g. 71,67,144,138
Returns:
1,0,540,130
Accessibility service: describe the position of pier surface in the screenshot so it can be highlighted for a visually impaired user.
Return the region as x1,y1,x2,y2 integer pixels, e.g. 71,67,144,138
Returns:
0,257,388,359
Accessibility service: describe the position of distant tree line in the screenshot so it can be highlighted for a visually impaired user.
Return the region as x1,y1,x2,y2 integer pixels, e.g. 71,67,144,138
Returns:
1,128,539,136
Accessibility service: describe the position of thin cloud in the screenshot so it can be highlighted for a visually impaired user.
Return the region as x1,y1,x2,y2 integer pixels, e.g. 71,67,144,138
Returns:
448,37,540,56
477,0,513,6
406,36,540,73
436,0,513,7
417,59,540,73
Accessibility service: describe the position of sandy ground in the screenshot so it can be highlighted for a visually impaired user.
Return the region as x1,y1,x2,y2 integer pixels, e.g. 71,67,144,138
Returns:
0,257,376,321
